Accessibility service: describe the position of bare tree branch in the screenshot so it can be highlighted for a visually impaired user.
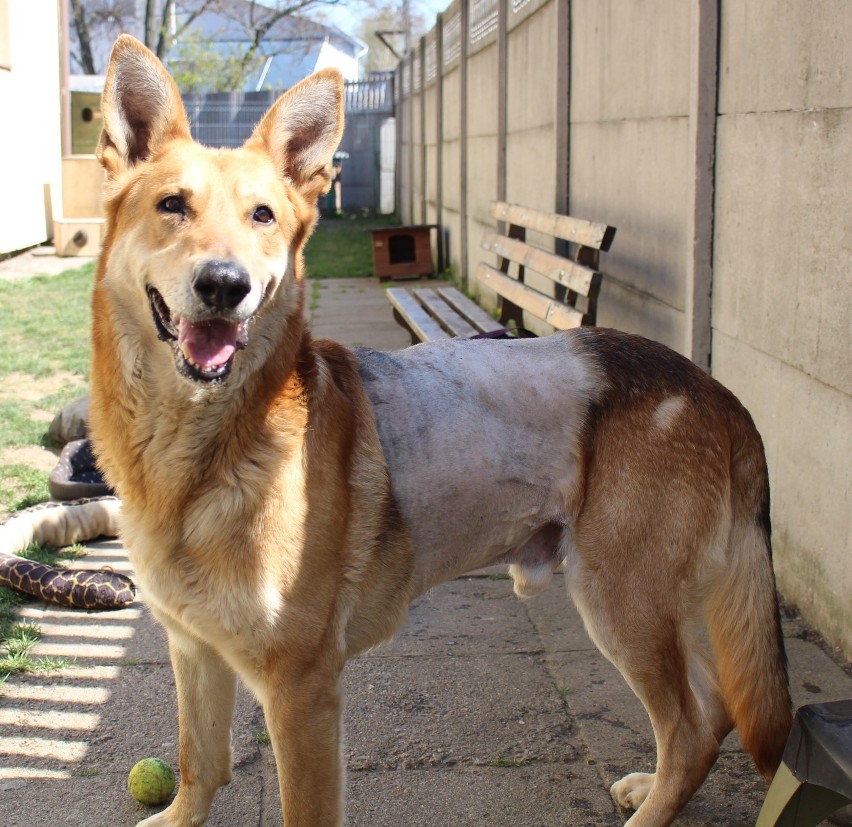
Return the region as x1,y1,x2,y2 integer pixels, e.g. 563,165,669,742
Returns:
158,0,220,59
69,0,97,74
68,0,356,81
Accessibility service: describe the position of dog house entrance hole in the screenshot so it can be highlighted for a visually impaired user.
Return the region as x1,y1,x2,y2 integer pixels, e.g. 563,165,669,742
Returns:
389,233,416,264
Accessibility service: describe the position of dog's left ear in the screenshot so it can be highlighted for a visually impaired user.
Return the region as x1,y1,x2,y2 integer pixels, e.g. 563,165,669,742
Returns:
245,68,345,203
97,35,191,177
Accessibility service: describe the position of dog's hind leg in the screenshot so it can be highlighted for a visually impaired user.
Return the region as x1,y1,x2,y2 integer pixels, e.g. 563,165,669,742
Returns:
569,565,727,827
138,625,237,827
608,640,732,824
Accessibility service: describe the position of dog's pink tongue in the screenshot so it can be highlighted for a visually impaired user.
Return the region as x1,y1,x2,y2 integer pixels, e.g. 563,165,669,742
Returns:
178,319,238,368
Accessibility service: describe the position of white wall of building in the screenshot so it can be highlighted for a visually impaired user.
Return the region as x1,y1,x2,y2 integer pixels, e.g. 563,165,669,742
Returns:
0,0,62,255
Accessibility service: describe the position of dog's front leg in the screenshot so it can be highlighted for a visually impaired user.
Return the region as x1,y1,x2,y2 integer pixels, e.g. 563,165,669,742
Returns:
263,655,345,826
138,626,237,827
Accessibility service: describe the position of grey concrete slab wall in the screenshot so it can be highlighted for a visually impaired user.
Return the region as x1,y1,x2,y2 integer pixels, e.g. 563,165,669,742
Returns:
568,0,693,352
441,60,463,275
505,0,558,213
439,1,465,277
394,0,852,656
411,51,425,224
424,30,441,270
712,1,852,656
570,117,690,350
466,31,500,295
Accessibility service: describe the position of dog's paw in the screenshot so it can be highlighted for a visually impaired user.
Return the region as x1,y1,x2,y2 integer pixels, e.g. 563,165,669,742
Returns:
136,800,200,827
136,814,177,827
610,772,655,811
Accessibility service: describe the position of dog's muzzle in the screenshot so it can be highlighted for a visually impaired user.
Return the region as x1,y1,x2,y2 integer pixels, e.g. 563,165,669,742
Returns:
147,276,251,384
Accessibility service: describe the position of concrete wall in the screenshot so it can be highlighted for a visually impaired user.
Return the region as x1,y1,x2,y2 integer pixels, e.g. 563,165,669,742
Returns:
712,1,852,654
440,10,463,275
0,0,63,255
569,0,693,353
397,0,852,658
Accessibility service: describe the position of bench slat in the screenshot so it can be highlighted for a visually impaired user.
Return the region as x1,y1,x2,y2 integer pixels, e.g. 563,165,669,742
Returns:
490,201,616,251
480,232,597,296
476,263,587,329
413,288,479,338
386,287,452,342
436,287,505,334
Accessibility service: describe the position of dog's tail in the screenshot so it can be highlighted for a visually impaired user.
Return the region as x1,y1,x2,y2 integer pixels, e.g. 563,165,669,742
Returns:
707,421,793,781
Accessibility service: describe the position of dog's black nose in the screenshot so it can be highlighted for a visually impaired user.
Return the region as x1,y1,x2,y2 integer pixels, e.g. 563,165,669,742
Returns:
193,260,251,310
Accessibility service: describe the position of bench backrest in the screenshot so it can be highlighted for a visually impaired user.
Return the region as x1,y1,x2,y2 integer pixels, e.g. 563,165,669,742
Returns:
476,201,616,330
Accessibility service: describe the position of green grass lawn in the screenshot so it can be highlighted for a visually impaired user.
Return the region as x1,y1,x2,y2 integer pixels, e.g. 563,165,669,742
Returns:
0,262,94,516
303,213,399,279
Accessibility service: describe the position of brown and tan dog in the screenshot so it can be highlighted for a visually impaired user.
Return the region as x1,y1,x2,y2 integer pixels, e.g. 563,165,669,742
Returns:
90,35,792,827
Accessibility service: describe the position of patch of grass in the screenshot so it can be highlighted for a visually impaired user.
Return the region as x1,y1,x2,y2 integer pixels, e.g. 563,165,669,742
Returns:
489,757,532,768
0,261,93,517
0,263,94,379
309,280,323,312
0,543,80,679
0,621,75,678
255,730,271,746
303,213,399,279
557,686,573,697
488,571,512,581
0,463,51,512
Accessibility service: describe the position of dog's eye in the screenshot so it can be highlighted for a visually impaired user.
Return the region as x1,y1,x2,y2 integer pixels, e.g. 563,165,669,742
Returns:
253,206,275,225
158,195,185,215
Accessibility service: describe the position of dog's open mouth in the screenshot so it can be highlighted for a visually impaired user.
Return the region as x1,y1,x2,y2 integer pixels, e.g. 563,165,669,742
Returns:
147,287,249,383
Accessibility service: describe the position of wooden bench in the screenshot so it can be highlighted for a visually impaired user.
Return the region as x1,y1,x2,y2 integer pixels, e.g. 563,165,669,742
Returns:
386,285,506,344
387,201,615,344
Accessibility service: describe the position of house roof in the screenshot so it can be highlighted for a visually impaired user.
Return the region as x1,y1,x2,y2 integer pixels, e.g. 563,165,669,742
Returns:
178,0,365,56
242,47,324,90
171,0,368,88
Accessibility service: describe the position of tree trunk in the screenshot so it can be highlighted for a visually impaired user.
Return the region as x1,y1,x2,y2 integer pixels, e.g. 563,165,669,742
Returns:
69,0,97,74
155,0,175,59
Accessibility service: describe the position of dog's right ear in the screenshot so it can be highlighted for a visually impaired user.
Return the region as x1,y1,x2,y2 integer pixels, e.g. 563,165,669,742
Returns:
97,35,191,177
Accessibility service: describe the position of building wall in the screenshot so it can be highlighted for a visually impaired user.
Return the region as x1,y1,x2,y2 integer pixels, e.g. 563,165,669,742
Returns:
569,0,693,353
315,39,362,82
505,0,559,213
396,0,852,658
0,0,62,255
711,1,852,653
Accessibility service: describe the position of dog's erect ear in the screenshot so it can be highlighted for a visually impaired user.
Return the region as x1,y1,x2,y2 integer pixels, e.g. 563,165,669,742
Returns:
97,35,191,177
245,69,345,203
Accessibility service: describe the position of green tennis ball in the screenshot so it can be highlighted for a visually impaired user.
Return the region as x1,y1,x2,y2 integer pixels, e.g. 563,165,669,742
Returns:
128,757,176,806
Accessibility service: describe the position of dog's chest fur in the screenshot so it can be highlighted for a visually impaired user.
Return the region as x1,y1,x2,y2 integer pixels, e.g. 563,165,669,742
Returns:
117,397,318,660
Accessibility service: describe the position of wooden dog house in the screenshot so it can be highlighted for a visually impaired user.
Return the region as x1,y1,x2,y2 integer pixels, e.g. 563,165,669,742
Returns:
370,225,437,280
